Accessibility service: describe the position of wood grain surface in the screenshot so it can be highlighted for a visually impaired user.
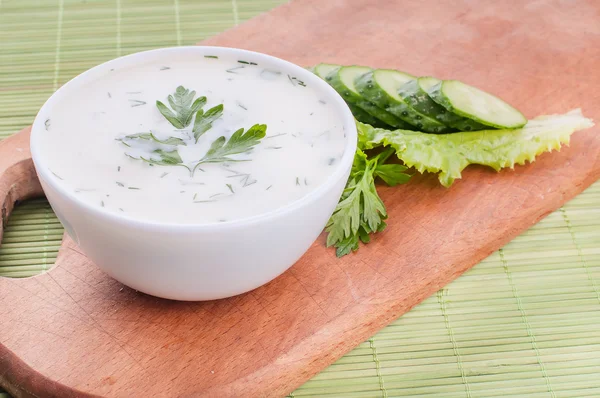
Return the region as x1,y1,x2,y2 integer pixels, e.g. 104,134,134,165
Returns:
1,0,599,396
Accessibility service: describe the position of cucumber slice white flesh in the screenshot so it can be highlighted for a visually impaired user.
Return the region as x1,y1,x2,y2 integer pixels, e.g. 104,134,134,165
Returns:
314,63,341,79
333,66,414,129
399,77,487,131
356,70,452,133
314,64,391,128
428,80,527,129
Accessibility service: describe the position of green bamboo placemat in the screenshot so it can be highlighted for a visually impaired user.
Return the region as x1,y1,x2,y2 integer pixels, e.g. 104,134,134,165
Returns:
1,1,599,397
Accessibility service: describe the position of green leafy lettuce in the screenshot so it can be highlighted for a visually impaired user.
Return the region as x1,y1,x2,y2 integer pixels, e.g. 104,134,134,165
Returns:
358,109,594,187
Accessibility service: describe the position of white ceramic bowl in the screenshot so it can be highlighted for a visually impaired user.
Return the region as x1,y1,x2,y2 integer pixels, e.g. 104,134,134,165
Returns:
30,47,356,301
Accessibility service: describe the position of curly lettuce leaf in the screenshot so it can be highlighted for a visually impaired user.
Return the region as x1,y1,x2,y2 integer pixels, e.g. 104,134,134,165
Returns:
358,109,594,187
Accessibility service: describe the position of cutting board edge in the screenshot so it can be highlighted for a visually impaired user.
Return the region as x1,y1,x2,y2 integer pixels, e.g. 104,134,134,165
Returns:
1,343,97,398
1,126,599,397
207,156,600,397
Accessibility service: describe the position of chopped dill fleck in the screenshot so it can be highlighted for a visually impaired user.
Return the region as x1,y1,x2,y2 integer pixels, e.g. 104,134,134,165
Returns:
116,181,125,187
266,146,282,150
226,184,234,194
50,170,63,180
101,201,105,207
129,99,146,107
287,74,296,86
260,69,282,80
204,55,218,59
226,65,244,74
237,102,248,110
44,119,51,131
179,179,205,186
193,193,198,200
328,158,336,165
265,132,286,139
160,66,170,71
237,60,257,65
117,166,121,172
128,187,140,190
295,177,300,186
266,185,273,191
107,92,112,98
194,200,215,203
210,193,224,198
160,172,169,178
310,112,314,116
318,99,327,104
119,208,124,212
304,178,309,185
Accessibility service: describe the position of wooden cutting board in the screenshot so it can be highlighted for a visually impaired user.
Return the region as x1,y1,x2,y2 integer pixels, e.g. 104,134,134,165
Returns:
1,0,599,396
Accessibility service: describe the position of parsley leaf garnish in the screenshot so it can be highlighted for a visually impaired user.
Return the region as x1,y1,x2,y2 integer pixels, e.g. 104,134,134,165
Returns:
325,147,411,257
193,104,224,142
120,132,186,146
156,86,206,129
192,124,266,172
132,148,190,172
374,163,410,186
120,86,267,177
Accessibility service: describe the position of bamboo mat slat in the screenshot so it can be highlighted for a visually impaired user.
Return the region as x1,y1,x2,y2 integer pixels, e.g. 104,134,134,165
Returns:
1,1,599,397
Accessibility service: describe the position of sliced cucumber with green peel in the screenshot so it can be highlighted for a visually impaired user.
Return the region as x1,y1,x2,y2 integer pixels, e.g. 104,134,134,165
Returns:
314,63,341,79
400,77,487,131
314,64,390,128
326,66,414,129
428,80,527,129
355,69,452,133
347,104,390,128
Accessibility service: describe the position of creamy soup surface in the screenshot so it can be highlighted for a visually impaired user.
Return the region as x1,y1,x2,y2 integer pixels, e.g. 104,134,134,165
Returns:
37,53,347,224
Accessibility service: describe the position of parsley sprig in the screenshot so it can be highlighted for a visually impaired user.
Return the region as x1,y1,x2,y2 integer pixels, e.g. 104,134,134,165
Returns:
140,149,185,167
197,124,266,163
326,147,411,257
118,85,266,176
156,86,207,129
119,132,186,146
193,104,224,142
192,124,266,173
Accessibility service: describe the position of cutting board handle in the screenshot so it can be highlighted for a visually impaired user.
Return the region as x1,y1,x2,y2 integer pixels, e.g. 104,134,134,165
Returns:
0,128,45,242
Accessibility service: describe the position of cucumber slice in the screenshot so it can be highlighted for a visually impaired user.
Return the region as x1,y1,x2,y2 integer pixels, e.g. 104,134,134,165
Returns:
428,80,527,129
326,66,414,129
314,64,390,128
347,104,390,128
355,70,452,133
314,63,341,79
399,77,487,131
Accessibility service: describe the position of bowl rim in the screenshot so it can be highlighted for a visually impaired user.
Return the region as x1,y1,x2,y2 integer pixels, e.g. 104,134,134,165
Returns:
30,46,357,231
